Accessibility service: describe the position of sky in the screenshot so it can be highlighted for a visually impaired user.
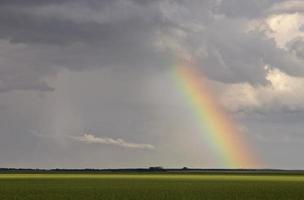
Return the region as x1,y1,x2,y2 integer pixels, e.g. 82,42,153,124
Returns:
1,0,304,169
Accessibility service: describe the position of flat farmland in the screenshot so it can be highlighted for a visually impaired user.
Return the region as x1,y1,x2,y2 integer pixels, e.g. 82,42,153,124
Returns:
0,173,303,200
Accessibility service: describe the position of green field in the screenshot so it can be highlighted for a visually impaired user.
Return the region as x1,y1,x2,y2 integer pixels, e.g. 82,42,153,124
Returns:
0,173,303,200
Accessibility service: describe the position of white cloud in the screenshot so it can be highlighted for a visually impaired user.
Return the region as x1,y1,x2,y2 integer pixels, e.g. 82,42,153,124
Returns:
16,1,155,24
71,133,155,150
266,13,304,48
247,11,304,49
31,129,155,150
217,66,304,113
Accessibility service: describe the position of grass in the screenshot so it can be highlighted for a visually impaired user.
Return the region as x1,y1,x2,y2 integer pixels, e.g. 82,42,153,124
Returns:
0,173,303,199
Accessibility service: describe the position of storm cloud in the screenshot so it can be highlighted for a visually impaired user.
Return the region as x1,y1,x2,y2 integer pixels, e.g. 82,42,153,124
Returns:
1,0,304,169
0,0,303,92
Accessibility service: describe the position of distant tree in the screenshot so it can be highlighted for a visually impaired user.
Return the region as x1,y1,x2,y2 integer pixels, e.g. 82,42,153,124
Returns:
148,166,165,172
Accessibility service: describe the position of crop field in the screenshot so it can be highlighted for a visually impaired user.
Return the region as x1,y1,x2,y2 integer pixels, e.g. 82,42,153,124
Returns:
0,173,303,200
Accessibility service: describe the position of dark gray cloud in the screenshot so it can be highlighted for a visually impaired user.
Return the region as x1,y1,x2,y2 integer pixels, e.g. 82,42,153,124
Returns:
156,1,304,84
0,0,118,7
194,24,303,83
287,38,304,58
0,0,303,92
0,0,169,92
1,0,304,169
216,0,286,18
268,0,304,15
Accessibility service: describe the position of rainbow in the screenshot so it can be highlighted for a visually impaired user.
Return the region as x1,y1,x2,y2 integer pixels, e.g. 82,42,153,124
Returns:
174,60,258,168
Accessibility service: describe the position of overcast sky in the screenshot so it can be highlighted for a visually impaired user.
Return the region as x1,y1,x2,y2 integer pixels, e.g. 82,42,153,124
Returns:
1,0,304,169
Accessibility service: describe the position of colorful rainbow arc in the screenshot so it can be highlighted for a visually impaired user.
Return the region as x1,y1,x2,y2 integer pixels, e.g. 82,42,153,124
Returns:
174,61,259,168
